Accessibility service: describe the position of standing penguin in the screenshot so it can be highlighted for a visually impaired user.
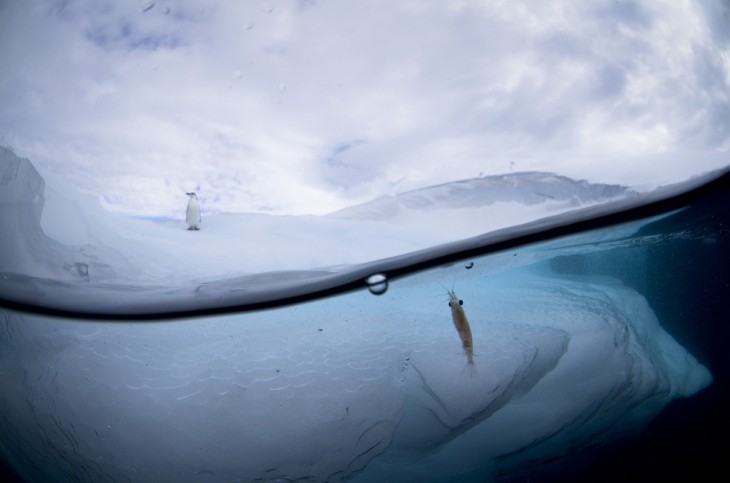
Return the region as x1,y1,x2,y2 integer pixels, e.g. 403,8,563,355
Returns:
185,192,201,230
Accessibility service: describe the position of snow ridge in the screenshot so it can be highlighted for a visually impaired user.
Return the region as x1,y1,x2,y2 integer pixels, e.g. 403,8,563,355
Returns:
327,172,636,221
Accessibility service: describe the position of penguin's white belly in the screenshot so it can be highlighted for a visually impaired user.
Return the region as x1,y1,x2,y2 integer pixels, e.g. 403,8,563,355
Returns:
186,199,201,229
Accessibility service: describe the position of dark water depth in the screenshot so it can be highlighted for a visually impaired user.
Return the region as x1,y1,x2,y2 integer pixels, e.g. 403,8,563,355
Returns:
548,190,729,482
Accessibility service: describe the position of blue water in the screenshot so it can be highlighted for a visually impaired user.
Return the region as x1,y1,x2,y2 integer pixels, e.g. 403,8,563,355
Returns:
0,173,728,482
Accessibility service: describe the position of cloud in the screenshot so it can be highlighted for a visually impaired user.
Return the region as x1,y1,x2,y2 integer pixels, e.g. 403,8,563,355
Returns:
0,0,728,217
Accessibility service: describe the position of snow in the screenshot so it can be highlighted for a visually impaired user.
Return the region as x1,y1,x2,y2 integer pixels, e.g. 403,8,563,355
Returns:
0,146,665,315
2,146,638,283
0,147,718,481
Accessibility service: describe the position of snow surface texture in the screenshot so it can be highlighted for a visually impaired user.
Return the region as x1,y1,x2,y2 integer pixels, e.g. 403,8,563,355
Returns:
0,147,715,481
1,146,635,284
0,145,650,315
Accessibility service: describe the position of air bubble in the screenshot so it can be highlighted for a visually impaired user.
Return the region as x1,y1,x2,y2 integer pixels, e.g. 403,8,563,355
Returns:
465,261,474,269
366,273,388,295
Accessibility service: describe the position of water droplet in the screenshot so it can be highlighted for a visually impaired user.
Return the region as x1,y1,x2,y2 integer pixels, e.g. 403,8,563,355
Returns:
464,261,474,269
366,273,388,295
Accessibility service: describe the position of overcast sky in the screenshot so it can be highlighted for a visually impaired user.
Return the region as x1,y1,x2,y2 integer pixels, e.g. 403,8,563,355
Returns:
1,0,729,218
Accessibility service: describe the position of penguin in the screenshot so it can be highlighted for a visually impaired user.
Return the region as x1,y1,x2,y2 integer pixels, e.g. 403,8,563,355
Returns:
185,192,201,230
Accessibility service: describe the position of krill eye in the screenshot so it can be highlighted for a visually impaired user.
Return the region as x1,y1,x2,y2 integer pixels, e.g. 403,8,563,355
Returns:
448,301,452,307
459,300,464,305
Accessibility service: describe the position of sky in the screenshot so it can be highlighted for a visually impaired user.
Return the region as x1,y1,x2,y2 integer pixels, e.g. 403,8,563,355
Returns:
1,0,729,218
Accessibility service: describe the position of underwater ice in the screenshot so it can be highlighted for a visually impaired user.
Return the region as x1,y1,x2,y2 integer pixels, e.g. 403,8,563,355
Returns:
0,148,715,481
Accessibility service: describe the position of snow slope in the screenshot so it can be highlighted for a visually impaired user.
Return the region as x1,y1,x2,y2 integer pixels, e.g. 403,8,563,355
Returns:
327,171,634,220
1,146,646,315
2,147,635,283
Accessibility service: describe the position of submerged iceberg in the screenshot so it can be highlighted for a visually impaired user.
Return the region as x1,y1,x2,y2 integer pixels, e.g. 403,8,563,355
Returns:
0,272,712,482
0,147,725,482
